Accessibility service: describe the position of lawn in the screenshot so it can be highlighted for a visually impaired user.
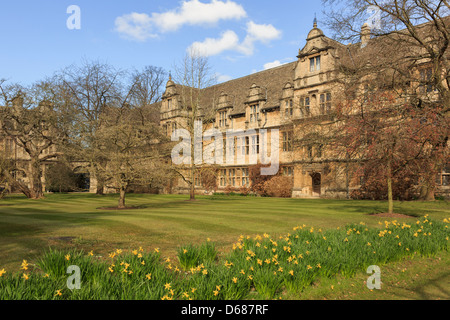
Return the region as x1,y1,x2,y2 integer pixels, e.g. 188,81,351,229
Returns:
0,193,449,300
0,193,449,270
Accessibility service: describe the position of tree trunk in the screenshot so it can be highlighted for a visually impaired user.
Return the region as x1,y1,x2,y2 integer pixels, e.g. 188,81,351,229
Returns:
387,160,394,214
96,177,104,195
189,163,196,201
11,179,33,198
419,176,436,201
118,187,126,209
189,182,195,201
424,185,435,201
29,159,44,199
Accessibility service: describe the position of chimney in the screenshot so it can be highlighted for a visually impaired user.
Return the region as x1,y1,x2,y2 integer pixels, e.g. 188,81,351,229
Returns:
12,92,24,112
361,23,371,48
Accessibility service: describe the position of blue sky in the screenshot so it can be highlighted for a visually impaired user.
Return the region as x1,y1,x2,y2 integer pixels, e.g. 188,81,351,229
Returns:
0,0,332,86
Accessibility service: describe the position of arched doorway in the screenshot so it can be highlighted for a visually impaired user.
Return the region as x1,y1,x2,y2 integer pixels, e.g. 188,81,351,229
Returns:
310,172,321,196
73,166,90,192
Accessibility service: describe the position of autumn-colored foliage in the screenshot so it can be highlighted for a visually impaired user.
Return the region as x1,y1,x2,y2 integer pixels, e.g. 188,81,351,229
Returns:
263,176,293,198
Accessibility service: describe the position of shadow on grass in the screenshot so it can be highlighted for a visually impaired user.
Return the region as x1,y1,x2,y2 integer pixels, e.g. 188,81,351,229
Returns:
396,271,450,300
413,272,450,300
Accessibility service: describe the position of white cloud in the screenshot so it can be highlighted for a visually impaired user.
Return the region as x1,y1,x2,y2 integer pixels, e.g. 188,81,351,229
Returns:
263,60,283,70
246,21,282,44
263,58,293,70
215,73,233,83
151,0,247,32
115,1,246,41
188,21,282,57
188,30,239,57
114,13,157,42
237,21,282,55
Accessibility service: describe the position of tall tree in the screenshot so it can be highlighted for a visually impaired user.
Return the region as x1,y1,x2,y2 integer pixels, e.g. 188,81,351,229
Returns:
96,105,169,209
56,60,124,195
0,79,67,199
58,61,168,206
322,0,450,202
171,51,217,201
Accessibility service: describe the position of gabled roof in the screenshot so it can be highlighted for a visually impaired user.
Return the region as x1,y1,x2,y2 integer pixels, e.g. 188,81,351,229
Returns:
166,61,297,118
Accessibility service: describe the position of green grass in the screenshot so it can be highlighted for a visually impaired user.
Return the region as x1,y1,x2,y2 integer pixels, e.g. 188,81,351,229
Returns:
0,193,449,300
0,193,448,272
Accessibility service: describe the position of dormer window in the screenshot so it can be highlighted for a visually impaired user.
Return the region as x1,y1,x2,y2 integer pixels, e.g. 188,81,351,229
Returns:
219,110,228,128
310,56,321,72
249,104,260,123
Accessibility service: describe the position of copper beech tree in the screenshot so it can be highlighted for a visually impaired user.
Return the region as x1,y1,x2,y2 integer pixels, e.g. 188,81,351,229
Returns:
321,0,450,207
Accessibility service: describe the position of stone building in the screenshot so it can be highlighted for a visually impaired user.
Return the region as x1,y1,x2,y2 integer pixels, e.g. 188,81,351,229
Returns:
1,20,448,198
159,19,450,198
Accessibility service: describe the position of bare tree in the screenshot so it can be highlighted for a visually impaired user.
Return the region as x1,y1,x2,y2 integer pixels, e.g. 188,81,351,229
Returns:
0,79,67,199
56,59,124,195
171,51,218,201
96,105,170,208
58,60,169,206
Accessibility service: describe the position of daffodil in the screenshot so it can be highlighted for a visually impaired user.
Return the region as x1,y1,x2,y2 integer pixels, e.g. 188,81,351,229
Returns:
55,289,62,297
146,273,152,280
164,283,171,290
0,269,6,277
232,277,238,283
21,260,28,270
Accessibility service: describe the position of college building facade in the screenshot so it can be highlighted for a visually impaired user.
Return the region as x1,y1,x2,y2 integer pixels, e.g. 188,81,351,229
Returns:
159,20,450,198
1,20,448,199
